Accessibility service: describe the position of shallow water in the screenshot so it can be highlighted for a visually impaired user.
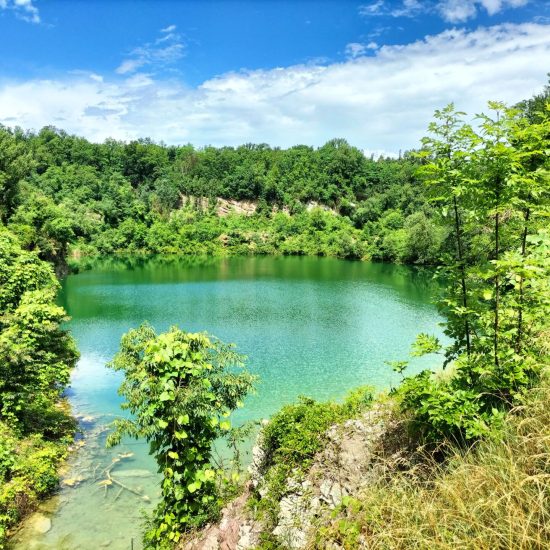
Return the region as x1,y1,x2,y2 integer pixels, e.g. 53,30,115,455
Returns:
12,256,445,550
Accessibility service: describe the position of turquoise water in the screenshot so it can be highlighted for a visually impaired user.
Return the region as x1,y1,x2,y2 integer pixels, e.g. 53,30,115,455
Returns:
12,256,444,550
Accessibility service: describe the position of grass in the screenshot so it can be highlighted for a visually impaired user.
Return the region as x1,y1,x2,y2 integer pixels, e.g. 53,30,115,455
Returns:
315,374,550,549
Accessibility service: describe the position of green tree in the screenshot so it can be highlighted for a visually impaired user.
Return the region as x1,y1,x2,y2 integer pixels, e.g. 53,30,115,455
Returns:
0,127,35,223
106,324,255,547
0,228,78,428
398,100,550,444
418,104,475,358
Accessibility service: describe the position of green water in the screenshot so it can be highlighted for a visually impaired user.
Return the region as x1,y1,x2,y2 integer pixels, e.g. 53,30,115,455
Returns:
12,256,445,550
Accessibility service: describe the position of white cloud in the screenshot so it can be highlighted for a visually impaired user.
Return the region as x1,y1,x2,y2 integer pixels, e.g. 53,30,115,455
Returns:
116,26,185,75
0,0,40,23
345,41,379,58
345,42,368,58
438,0,478,21
391,0,425,18
359,0,426,18
116,59,146,75
0,23,548,154
360,0,529,22
438,0,529,22
359,0,386,16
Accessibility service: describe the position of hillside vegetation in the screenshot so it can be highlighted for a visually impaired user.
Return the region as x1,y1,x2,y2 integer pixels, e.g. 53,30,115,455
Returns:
0,229,78,544
1,125,447,268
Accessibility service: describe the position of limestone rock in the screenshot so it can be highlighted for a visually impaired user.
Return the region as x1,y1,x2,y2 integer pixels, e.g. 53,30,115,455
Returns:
28,513,52,534
248,419,269,489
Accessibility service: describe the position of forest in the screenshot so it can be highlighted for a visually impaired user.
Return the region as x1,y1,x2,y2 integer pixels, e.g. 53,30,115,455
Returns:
1,125,444,270
0,80,548,548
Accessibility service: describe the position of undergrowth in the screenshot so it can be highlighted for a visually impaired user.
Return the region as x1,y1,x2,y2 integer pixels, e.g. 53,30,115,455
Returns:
247,387,374,546
315,374,550,549
0,411,75,545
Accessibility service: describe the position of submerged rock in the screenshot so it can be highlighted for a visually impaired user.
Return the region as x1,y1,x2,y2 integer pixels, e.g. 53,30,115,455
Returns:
113,469,154,478
28,513,52,534
62,476,85,488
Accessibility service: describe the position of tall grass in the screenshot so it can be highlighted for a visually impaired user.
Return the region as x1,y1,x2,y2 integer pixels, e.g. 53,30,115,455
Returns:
315,378,550,549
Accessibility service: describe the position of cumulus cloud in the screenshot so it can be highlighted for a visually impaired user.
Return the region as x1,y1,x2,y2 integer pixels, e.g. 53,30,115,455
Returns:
345,41,379,58
0,0,40,23
0,23,548,153
115,25,185,75
438,0,529,22
359,0,530,22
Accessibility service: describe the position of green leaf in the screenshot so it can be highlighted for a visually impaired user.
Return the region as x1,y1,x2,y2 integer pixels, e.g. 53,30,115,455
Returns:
187,481,201,493
177,414,189,425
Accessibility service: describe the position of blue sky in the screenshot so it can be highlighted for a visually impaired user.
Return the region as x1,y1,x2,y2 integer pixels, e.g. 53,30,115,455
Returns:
0,0,549,153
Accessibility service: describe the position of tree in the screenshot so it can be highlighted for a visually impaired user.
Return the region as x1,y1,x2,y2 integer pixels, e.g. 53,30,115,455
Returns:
0,227,78,429
418,104,475,359
106,324,255,547
398,100,550,443
0,126,35,223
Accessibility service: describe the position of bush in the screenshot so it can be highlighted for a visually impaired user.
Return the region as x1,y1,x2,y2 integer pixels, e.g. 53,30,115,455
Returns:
316,377,550,549
107,324,255,547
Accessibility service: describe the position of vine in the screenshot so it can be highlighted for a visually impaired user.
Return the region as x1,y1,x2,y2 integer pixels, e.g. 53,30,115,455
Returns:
106,324,255,548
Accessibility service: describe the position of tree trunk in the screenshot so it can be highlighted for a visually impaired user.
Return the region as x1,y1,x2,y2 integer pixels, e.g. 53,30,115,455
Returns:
452,196,471,357
515,208,530,355
494,201,500,370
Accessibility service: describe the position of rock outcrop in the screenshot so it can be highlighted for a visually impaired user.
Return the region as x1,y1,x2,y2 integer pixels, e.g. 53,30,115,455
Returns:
182,402,406,549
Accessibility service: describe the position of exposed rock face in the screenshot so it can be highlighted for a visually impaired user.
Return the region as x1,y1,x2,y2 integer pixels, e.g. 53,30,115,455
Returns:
216,198,258,217
181,403,403,549
263,403,398,548
304,201,338,215
179,195,338,218
182,490,262,550
179,195,258,217
248,419,269,491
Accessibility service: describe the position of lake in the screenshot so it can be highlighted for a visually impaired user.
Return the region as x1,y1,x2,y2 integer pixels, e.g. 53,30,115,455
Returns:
12,256,445,550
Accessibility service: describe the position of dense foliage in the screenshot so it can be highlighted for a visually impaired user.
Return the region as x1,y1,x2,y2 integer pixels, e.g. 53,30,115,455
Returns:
395,101,550,443
318,375,550,549
0,125,444,266
106,324,255,548
0,227,78,545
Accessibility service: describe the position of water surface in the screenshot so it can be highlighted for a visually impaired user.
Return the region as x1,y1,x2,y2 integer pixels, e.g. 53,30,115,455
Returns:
13,256,444,550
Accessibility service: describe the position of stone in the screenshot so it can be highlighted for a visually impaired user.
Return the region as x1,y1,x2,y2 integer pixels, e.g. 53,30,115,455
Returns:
236,523,256,550
319,479,347,506
28,513,52,534
202,532,220,550
248,421,269,489
62,476,84,487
